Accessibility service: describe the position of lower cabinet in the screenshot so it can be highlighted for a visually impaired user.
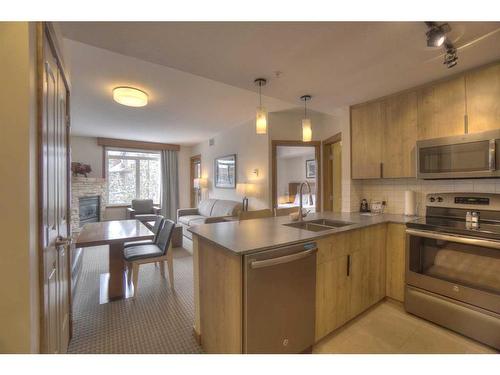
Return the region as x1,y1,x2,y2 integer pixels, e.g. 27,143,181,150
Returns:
385,223,406,302
315,224,387,341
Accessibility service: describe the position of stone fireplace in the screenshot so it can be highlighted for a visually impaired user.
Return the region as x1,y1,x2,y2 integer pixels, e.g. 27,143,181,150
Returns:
71,177,107,235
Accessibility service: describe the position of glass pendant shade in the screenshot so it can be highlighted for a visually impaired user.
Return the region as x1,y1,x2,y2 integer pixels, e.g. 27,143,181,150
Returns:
302,118,312,142
256,107,268,135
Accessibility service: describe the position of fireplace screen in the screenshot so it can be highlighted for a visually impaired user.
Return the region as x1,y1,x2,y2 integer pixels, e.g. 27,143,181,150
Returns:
79,196,100,227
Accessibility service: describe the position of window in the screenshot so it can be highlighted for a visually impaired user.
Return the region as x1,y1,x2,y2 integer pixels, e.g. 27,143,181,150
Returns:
106,149,161,205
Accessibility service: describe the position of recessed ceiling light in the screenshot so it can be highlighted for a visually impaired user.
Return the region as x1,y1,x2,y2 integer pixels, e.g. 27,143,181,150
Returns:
113,86,148,107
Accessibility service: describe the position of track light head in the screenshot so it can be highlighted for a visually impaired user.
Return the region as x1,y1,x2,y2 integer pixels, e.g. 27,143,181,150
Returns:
425,22,451,47
443,46,458,68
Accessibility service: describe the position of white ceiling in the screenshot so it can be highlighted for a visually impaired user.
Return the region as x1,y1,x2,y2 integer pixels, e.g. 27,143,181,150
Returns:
63,39,293,145
59,22,500,144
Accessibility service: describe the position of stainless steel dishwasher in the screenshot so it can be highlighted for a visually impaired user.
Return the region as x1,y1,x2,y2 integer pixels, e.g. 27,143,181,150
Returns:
243,242,317,354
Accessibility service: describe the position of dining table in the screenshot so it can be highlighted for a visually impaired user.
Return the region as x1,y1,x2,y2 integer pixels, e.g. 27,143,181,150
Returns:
76,219,154,304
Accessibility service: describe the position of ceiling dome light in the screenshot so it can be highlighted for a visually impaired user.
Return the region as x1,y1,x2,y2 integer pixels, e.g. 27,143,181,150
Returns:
113,86,148,107
300,95,312,142
254,78,268,135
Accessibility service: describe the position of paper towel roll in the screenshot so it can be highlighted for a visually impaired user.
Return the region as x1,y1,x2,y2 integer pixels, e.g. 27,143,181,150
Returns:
404,190,416,216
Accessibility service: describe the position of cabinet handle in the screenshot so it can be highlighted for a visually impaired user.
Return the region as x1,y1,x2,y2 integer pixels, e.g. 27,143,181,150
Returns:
380,163,384,178
347,254,351,276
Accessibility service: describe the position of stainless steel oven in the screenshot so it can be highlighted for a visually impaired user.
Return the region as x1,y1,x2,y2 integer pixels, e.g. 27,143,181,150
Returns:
405,193,500,349
417,129,500,179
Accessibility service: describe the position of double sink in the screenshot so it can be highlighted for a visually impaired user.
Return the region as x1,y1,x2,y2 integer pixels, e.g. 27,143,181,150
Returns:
284,218,354,232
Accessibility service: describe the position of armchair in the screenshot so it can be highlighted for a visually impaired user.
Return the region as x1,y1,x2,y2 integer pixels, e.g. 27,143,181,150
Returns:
127,199,161,223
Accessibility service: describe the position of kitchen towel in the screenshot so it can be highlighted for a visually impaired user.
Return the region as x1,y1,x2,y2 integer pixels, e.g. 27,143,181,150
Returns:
404,190,416,216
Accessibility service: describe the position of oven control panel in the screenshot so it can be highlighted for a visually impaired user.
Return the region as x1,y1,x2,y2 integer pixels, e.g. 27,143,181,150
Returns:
426,193,500,210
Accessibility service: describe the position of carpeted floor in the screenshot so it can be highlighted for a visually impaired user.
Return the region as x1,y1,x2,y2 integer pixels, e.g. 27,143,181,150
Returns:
67,245,203,354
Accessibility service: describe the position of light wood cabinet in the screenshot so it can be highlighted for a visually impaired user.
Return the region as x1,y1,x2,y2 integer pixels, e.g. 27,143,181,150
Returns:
466,62,500,133
350,62,500,178
315,224,387,341
382,91,418,178
416,75,466,140
385,223,406,302
315,234,351,340
351,101,384,179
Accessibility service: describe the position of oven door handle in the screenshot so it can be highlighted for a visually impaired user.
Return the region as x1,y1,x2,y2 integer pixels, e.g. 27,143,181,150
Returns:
488,139,496,171
406,228,500,250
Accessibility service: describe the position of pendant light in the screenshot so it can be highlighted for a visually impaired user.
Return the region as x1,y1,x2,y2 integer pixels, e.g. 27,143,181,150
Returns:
254,78,267,135
301,95,312,142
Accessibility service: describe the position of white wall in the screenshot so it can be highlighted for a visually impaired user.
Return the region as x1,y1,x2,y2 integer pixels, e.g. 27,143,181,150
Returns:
191,119,270,210
190,109,342,210
0,22,39,353
70,136,103,177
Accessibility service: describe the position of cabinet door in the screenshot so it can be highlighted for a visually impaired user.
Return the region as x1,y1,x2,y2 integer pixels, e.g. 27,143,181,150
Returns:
315,234,351,341
315,256,350,341
351,100,384,179
417,76,466,140
386,223,406,302
348,224,387,320
466,62,500,133
383,91,418,178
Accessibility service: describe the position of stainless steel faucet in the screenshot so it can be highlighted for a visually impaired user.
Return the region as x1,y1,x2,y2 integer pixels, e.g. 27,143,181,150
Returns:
298,181,313,222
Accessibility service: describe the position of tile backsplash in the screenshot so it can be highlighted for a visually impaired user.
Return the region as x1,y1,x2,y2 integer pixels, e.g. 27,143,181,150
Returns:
351,178,500,216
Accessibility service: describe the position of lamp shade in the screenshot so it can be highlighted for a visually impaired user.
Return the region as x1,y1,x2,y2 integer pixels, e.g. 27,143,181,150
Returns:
113,86,148,107
256,107,267,134
302,118,312,142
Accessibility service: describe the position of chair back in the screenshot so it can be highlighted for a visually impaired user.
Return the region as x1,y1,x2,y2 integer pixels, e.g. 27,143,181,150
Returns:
151,215,165,242
131,199,154,214
156,219,176,254
239,209,273,221
274,207,299,216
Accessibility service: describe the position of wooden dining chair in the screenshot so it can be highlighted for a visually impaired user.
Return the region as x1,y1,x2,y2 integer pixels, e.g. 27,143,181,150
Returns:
124,215,164,248
274,207,299,216
123,219,175,297
238,209,274,220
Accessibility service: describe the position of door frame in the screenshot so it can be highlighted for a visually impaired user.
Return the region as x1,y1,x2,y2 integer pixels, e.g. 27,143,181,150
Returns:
271,140,322,212
322,133,342,212
36,22,72,353
190,154,202,207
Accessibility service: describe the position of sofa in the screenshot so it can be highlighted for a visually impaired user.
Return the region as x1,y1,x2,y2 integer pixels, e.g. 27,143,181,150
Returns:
126,199,161,223
177,199,242,240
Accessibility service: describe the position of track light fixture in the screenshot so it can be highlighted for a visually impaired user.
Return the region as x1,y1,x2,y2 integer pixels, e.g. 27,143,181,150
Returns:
424,22,458,69
425,22,451,47
443,45,458,69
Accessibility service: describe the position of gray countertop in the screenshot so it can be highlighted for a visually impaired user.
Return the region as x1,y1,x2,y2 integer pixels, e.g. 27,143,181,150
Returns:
188,212,419,255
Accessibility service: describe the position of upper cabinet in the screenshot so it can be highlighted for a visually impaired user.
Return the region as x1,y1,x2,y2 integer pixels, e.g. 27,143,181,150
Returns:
350,61,500,179
383,91,418,178
351,100,384,179
466,62,500,133
416,75,466,140
351,91,417,179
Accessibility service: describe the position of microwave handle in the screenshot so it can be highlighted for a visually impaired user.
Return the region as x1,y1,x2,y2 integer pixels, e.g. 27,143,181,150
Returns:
489,139,496,171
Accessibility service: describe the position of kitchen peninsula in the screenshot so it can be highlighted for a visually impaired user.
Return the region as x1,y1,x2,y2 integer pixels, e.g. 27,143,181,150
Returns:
190,212,416,353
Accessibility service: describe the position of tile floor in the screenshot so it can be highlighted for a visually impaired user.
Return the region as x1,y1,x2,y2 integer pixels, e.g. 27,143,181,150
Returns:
313,299,497,354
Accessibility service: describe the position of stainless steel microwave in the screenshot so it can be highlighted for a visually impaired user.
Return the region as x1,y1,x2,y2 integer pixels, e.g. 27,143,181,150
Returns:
417,129,500,179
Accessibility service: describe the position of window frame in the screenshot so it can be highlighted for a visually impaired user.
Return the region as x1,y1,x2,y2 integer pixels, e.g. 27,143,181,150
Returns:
105,147,162,206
